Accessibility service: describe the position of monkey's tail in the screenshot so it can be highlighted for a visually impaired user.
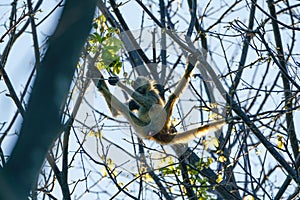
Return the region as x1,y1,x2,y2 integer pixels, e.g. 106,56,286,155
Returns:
171,119,226,144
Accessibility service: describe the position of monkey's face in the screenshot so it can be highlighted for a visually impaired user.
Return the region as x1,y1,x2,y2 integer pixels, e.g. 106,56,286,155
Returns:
132,77,151,94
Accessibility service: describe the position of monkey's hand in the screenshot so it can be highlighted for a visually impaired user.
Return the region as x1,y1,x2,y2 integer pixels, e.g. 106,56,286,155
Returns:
128,99,140,111
108,76,119,86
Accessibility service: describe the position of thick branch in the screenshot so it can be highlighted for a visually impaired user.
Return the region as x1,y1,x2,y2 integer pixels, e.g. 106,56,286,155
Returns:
0,1,97,199
267,0,299,159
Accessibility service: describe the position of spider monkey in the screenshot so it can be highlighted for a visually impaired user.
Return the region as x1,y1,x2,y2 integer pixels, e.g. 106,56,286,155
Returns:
97,55,225,144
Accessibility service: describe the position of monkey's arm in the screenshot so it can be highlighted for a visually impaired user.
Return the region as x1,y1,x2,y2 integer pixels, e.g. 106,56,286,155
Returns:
98,79,150,128
97,78,121,116
164,55,198,123
104,77,145,111
117,81,160,109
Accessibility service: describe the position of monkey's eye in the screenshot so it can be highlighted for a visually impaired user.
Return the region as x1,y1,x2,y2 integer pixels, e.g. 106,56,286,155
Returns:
108,76,119,86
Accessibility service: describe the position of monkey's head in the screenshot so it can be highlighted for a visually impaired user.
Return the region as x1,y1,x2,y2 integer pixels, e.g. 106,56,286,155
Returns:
132,76,153,94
